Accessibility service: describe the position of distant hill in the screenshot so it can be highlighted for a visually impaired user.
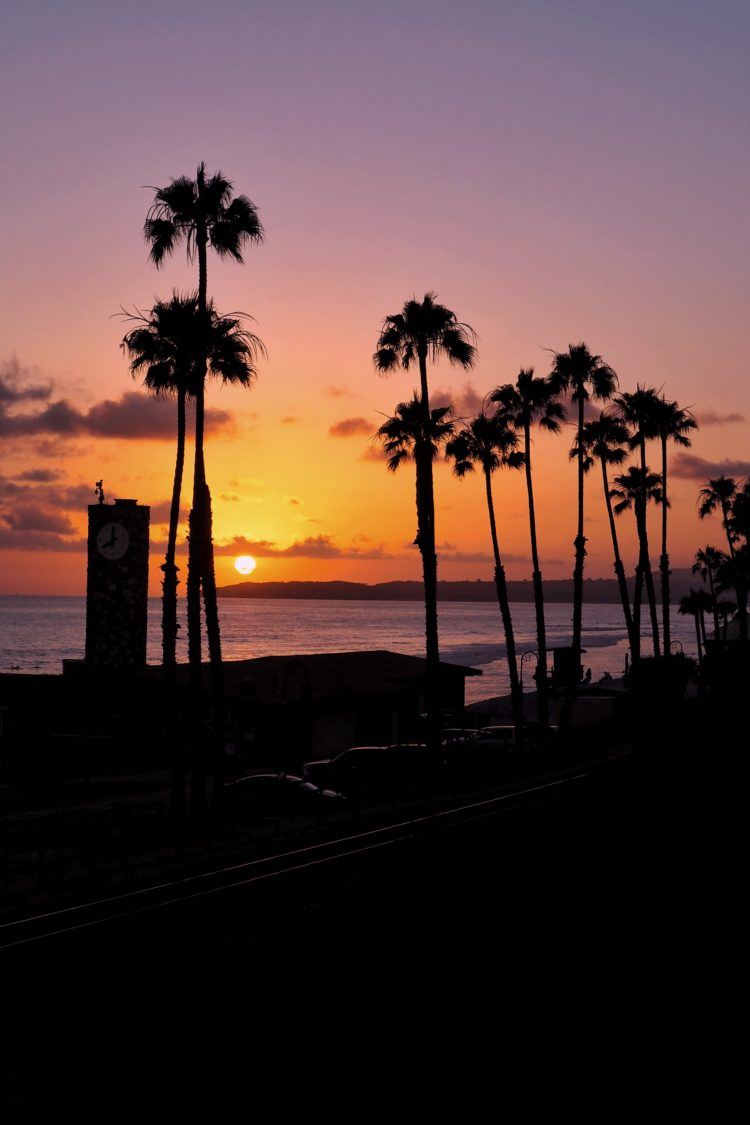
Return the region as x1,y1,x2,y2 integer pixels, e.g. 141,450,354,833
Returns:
218,571,701,604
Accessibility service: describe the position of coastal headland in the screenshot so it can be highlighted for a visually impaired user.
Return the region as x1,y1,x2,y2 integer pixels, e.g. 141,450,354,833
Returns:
217,571,699,603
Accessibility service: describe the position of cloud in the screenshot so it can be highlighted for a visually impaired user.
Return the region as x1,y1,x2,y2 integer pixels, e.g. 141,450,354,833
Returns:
287,497,301,506
441,549,531,564
432,382,484,418
0,357,53,404
1,506,77,534
696,410,746,427
329,416,374,438
280,416,297,425
212,534,392,560
219,492,241,502
148,500,189,525
0,529,84,552
14,468,64,482
326,385,354,398
671,453,750,480
360,445,384,463
0,389,233,441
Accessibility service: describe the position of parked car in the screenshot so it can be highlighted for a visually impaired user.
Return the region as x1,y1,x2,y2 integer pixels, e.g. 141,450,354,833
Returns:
474,725,519,751
441,728,480,747
304,744,439,795
224,771,343,820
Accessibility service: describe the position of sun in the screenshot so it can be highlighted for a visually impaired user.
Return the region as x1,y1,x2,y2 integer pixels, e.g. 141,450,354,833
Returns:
234,555,257,576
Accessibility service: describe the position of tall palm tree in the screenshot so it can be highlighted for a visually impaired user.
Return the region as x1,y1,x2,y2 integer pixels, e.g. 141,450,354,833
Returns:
729,479,750,544
490,371,566,728
699,476,746,643
374,294,476,743
573,413,634,653
121,294,264,816
655,398,697,653
145,163,263,815
610,467,664,663
376,398,455,739
446,409,525,727
715,545,749,644
716,599,737,642
698,476,738,557
121,295,198,674
549,343,617,702
612,386,664,657
692,546,725,641
678,591,709,666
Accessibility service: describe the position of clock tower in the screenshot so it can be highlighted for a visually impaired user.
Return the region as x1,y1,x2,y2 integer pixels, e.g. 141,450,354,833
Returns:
85,498,150,670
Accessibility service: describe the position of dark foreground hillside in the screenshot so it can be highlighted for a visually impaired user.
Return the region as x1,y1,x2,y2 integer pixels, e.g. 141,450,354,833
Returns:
1,696,743,1118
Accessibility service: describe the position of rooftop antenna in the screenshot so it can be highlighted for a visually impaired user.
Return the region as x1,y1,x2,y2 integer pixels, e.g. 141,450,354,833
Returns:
95,480,105,505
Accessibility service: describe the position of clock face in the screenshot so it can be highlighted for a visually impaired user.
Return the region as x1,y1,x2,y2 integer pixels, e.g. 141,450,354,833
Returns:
96,521,130,561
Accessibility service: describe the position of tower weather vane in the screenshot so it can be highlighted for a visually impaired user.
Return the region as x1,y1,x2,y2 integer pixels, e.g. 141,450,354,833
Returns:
95,480,105,505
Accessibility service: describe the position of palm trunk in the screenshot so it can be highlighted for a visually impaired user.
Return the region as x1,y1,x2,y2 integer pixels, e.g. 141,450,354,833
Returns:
163,388,186,826
631,559,642,666
415,350,441,750
524,420,549,728
601,458,634,651
189,385,208,821
561,393,586,732
484,466,523,728
719,501,750,643
641,525,661,658
633,564,643,663
163,389,186,673
694,614,703,667
699,609,708,649
415,446,440,748
660,435,671,655
707,566,720,641
195,171,227,812
638,439,660,657
571,394,586,676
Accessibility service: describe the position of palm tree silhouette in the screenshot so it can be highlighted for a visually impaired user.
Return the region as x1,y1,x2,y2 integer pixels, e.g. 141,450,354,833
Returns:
549,343,617,704
573,413,634,654
698,476,738,556
122,294,264,810
699,475,747,643
376,398,454,736
145,163,263,815
610,466,664,663
692,546,725,641
715,545,749,643
730,479,750,543
612,386,663,657
490,370,565,728
374,294,476,744
678,590,711,666
716,598,737,642
446,408,525,727
654,398,697,653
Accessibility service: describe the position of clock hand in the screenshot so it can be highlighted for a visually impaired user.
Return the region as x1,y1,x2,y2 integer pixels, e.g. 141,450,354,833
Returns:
106,527,117,548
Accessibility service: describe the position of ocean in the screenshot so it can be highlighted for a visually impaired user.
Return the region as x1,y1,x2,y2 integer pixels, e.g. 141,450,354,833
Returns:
0,596,699,704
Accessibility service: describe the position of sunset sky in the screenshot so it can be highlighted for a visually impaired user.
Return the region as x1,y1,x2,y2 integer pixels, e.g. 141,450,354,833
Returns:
1,0,749,594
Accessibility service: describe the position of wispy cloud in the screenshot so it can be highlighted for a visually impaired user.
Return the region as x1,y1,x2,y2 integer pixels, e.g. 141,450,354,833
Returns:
329,416,373,438
432,382,484,418
671,453,750,480
211,534,395,560
695,410,746,427
0,360,233,443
